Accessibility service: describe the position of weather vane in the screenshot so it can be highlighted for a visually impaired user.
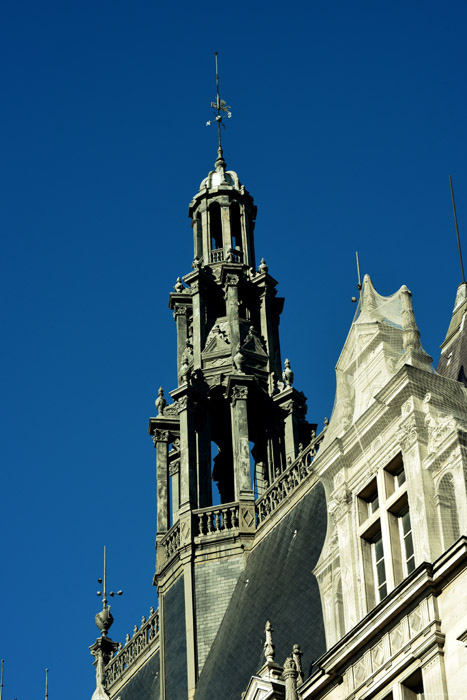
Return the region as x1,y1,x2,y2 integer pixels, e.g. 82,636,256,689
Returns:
95,546,123,637
206,52,232,150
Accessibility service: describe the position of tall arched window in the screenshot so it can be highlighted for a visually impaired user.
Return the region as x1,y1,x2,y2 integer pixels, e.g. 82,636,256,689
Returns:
230,202,242,251
209,203,222,251
437,472,460,550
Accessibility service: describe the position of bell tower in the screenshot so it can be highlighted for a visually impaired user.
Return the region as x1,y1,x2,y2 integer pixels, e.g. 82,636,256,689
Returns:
148,57,316,700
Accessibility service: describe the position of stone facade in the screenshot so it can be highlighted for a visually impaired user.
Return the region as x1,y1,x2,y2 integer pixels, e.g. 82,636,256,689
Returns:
89,146,467,700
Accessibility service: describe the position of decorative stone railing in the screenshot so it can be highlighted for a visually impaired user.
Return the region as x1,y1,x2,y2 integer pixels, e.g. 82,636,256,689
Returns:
193,501,240,537
210,248,243,264
256,430,325,526
104,606,160,689
161,521,181,560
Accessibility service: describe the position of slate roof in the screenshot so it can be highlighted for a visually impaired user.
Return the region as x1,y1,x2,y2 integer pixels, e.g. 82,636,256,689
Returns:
194,483,327,700
116,650,160,700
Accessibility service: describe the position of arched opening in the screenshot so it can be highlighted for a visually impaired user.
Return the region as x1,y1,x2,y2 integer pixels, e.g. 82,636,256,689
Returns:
209,202,223,252
230,202,242,252
438,472,460,549
211,440,235,504
194,213,202,259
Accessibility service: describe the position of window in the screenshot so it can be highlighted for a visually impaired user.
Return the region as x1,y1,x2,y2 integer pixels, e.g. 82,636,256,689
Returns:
358,478,379,524
371,531,387,602
398,507,415,575
209,203,223,251
384,454,406,497
401,668,424,699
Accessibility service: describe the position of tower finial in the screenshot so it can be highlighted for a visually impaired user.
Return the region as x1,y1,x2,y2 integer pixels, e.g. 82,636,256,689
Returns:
206,52,231,171
449,175,465,284
95,546,123,637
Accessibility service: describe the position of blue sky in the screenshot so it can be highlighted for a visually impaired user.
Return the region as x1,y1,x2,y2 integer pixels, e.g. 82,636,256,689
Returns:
1,1,466,698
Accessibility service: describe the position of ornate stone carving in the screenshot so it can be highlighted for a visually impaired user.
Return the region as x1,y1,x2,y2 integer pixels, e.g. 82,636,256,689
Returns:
155,386,166,415
231,385,248,402
282,358,294,387
264,621,275,662
258,257,268,274
225,273,239,286
233,345,247,373
327,489,352,522
172,303,187,319
153,429,169,444
174,277,184,292
398,414,418,451
423,392,457,454
176,396,189,413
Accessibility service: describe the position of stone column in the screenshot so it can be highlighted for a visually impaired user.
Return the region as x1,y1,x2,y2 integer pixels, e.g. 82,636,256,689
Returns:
173,304,188,380
273,388,307,465
398,402,436,563
283,658,298,700
153,429,170,534
190,279,205,369
420,648,448,699
225,274,241,353
230,384,252,499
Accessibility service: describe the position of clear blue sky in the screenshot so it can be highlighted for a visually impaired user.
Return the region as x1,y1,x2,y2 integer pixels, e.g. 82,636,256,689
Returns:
1,1,466,698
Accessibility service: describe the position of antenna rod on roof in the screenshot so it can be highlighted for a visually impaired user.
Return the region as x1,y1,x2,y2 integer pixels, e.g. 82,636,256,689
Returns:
1,659,4,700
356,251,362,290
449,175,465,284
45,669,48,700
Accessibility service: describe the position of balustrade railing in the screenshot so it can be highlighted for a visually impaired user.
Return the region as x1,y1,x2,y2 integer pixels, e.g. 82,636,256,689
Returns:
193,502,239,536
161,521,180,560
210,248,243,264
104,607,160,689
256,430,325,526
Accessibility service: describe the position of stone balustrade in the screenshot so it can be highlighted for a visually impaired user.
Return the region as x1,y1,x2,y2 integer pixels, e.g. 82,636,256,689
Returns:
256,431,325,526
193,502,240,537
210,248,243,264
104,607,160,689
161,521,181,560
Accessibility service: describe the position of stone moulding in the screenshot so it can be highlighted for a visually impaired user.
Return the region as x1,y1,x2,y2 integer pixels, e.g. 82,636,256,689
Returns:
103,607,160,690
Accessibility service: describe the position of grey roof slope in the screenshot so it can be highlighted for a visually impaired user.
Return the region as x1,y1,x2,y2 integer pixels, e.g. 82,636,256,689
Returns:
116,650,160,700
194,483,327,700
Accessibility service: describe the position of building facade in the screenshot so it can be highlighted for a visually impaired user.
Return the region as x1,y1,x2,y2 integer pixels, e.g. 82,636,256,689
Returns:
89,145,467,700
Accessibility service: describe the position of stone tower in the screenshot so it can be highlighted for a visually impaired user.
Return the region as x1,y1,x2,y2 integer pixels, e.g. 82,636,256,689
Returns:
148,146,315,699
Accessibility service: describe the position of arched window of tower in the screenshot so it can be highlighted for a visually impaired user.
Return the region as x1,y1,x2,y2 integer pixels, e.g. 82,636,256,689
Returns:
209,202,222,252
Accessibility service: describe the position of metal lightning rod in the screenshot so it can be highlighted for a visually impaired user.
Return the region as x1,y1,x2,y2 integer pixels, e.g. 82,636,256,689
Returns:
45,669,48,700
0,659,4,700
352,251,362,302
449,175,465,284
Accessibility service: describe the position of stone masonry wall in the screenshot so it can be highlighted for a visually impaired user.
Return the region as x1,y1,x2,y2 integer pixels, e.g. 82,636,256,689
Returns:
195,555,244,672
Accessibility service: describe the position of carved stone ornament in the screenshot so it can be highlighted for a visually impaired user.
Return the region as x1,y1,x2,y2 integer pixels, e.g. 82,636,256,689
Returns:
225,273,239,286
327,489,352,522
423,392,457,455
398,414,418,451
176,396,189,413
231,385,248,402
173,304,187,319
155,387,166,416
153,429,169,444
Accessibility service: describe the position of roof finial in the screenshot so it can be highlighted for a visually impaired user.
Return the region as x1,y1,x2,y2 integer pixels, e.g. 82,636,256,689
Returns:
264,620,275,662
95,546,123,637
206,52,231,173
45,668,48,700
1,659,4,700
449,175,465,284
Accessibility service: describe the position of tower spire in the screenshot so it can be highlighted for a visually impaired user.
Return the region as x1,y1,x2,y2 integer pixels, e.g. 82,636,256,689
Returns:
206,52,231,172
